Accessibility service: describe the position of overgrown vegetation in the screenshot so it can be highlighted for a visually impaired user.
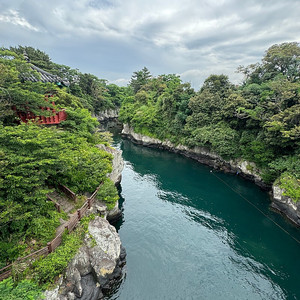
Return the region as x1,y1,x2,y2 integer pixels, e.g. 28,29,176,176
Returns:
1,42,299,298
120,42,300,201
0,46,120,285
0,215,95,300
0,278,42,300
31,214,95,288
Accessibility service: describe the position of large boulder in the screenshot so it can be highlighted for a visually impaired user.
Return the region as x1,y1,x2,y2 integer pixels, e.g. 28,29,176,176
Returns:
44,217,126,300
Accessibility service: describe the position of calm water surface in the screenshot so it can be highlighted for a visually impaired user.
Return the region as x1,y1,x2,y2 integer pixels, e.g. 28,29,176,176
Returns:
111,137,300,300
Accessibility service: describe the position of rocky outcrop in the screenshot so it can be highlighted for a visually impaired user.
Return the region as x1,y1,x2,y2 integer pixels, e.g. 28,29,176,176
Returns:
271,185,300,226
45,143,125,299
44,217,126,300
122,124,268,189
122,124,300,226
93,109,119,122
97,145,124,186
96,144,124,222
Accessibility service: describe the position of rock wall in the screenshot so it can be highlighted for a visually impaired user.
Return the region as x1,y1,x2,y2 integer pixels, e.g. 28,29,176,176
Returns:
44,217,126,300
93,109,119,122
96,144,124,222
122,124,300,226
122,124,267,188
45,144,125,299
271,185,300,226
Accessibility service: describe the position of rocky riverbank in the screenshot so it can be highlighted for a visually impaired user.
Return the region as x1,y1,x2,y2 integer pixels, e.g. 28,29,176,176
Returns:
44,217,126,300
122,124,300,226
271,185,300,226
96,144,124,223
44,144,125,299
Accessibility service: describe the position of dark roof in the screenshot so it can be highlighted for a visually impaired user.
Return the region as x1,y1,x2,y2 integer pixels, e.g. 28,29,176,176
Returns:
22,52,70,86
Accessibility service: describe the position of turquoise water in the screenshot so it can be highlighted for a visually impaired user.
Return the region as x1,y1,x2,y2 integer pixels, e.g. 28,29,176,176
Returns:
112,137,300,300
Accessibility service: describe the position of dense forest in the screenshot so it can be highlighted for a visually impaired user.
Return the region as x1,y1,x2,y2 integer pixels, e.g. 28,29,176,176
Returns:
120,43,300,202
0,42,299,298
0,46,122,297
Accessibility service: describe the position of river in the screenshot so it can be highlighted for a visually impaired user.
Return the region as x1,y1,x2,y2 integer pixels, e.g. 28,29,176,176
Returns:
110,135,300,300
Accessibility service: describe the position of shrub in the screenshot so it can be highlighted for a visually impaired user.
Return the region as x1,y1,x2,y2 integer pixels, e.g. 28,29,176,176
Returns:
0,277,42,300
280,174,300,202
31,215,94,287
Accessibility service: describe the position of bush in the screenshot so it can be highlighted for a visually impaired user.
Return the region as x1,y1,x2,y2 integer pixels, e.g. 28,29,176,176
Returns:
0,278,42,300
96,178,119,210
280,174,300,202
31,215,94,287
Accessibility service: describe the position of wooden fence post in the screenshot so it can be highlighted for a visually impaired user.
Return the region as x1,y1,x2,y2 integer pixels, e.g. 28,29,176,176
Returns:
87,198,91,209
77,209,81,221
47,242,52,253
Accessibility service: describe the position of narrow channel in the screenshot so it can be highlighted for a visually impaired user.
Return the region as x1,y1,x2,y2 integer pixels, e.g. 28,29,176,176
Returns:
111,135,300,300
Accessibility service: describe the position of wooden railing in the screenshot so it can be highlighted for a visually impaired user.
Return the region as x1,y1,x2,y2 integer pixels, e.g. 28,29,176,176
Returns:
47,195,61,213
58,184,77,202
0,182,103,281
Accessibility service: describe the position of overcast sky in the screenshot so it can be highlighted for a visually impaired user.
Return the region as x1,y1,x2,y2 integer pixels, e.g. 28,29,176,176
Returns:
1,0,300,89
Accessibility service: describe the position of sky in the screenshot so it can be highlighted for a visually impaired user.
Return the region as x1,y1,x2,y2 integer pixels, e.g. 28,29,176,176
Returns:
0,0,300,90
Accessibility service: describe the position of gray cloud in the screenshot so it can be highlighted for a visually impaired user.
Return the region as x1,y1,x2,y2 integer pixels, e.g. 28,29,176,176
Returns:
0,0,299,89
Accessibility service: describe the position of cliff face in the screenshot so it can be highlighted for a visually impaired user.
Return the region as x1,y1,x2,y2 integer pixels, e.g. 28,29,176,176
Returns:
93,109,119,122
99,145,124,186
271,185,300,226
122,124,300,226
45,145,125,299
96,144,124,222
122,124,266,187
44,217,126,300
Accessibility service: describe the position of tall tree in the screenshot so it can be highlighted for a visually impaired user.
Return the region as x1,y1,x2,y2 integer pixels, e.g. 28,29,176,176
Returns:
129,67,152,93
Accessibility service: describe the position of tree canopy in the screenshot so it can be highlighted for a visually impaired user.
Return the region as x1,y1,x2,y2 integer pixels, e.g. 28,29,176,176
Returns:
0,46,122,267
120,42,300,202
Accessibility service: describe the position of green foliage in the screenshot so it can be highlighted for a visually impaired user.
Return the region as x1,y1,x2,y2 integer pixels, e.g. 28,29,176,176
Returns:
0,123,112,263
96,178,119,210
238,42,300,83
0,277,42,300
25,211,62,244
186,122,240,158
58,107,99,141
0,45,125,293
120,72,195,143
129,67,152,93
120,43,300,198
2,46,126,117
31,215,94,287
279,174,300,202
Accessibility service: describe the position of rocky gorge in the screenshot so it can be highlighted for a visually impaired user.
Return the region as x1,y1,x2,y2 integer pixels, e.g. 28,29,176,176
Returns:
44,144,125,300
121,123,300,227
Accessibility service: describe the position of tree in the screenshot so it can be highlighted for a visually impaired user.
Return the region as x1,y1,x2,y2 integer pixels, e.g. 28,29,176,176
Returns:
129,67,152,93
238,42,300,84
262,42,300,81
